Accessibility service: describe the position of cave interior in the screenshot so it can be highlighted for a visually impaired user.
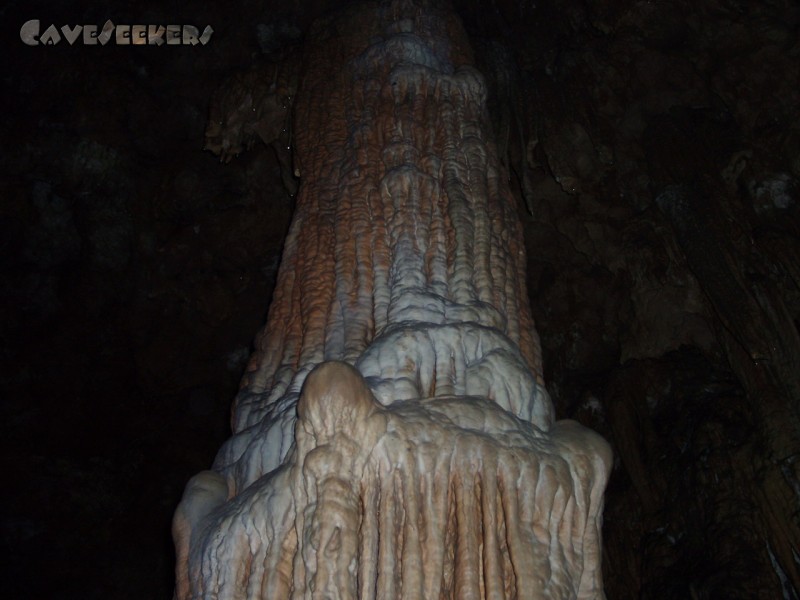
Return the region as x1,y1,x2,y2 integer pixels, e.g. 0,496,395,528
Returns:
1,0,799,598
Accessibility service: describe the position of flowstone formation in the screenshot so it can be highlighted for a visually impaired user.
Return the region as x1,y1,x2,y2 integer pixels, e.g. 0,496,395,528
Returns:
173,1,611,598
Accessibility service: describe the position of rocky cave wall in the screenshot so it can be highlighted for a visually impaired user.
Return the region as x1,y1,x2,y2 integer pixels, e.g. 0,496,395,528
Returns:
1,0,799,598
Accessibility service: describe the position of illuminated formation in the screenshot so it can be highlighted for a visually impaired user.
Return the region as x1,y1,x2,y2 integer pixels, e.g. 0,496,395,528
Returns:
173,1,611,598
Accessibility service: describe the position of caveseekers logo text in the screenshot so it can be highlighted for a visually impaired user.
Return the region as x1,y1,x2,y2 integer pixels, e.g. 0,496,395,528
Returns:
20,19,213,46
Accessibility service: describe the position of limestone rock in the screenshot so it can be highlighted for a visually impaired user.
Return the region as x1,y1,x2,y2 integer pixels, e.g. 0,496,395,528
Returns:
173,2,611,598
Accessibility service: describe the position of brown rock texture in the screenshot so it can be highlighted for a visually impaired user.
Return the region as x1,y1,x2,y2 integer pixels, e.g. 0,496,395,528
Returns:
173,1,611,598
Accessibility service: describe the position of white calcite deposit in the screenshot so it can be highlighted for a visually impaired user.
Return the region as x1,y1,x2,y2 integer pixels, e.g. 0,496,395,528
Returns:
173,2,611,598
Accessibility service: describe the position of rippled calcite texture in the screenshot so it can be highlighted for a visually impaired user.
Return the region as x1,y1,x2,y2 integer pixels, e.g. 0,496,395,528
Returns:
173,2,611,598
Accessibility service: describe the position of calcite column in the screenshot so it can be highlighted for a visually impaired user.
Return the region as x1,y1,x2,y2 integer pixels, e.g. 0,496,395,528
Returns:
173,2,611,598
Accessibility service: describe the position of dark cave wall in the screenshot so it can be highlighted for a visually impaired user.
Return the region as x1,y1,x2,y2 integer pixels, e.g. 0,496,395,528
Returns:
1,0,799,598
477,1,800,596
464,1,800,597
1,2,294,597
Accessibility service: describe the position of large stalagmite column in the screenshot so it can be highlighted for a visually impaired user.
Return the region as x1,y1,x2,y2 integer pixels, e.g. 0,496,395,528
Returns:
173,1,611,598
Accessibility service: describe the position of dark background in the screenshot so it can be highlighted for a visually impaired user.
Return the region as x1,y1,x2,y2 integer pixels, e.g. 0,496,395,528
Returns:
2,1,798,598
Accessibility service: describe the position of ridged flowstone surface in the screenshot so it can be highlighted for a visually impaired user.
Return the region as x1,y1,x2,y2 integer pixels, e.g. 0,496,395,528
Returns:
173,2,611,598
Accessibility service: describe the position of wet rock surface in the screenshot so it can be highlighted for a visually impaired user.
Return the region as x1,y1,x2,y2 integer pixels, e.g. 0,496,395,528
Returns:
2,0,798,598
